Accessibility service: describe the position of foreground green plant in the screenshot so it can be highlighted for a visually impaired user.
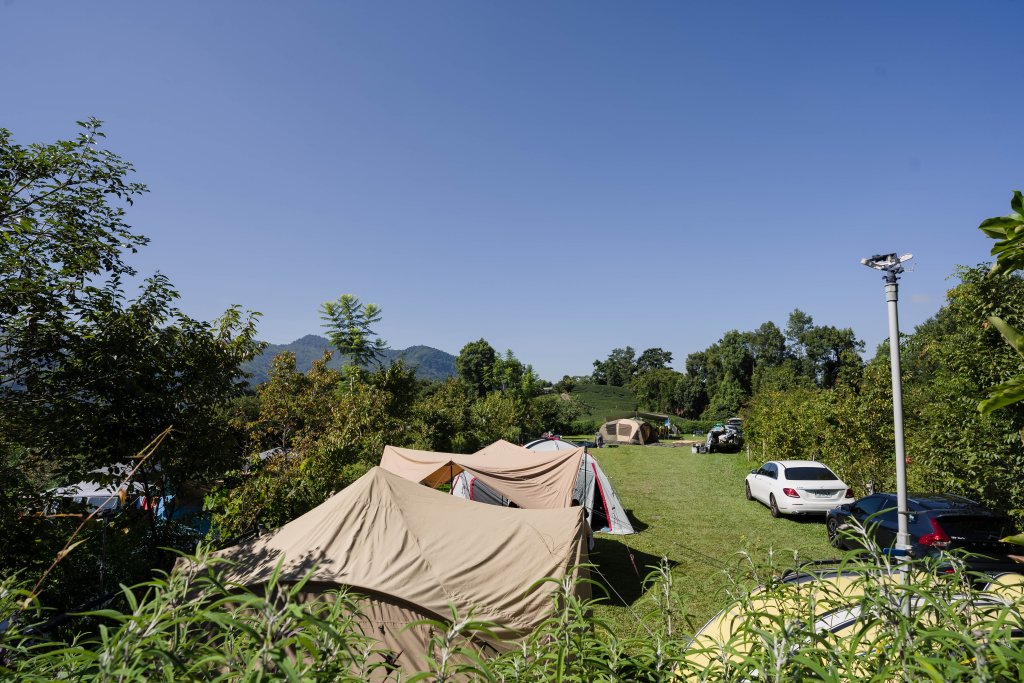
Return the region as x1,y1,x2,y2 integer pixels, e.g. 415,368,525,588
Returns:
2,544,1022,682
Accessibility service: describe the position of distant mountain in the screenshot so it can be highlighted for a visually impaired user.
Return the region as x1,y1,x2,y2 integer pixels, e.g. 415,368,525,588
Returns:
241,334,457,386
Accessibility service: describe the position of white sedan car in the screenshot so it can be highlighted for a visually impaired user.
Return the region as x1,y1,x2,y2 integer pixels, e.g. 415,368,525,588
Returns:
745,460,853,517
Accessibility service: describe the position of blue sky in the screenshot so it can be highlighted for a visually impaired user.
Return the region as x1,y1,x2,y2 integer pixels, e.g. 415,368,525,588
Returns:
3,1,1022,379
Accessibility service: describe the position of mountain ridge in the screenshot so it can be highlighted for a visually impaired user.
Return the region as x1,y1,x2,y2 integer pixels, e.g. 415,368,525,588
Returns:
241,335,457,386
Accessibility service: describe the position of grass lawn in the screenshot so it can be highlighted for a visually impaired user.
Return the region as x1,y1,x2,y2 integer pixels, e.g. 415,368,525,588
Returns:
583,444,835,636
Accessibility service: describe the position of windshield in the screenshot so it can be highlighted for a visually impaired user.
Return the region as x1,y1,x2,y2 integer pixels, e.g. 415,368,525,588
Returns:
784,467,838,481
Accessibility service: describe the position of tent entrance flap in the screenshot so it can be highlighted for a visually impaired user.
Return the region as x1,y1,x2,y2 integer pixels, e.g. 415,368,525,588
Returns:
524,438,637,536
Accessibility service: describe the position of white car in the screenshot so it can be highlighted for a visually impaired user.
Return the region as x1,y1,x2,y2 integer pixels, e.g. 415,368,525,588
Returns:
745,460,853,517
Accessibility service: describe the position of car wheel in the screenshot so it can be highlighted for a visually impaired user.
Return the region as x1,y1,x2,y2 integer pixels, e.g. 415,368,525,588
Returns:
769,494,781,518
745,481,753,501
826,517,841,548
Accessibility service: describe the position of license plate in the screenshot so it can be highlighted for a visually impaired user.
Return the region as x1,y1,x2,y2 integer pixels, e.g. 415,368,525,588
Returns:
812,491,836,498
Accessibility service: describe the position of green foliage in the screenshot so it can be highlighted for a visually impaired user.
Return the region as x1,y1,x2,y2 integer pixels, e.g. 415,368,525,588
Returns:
1,119,148,394
531,393,588,436
1,550,380,681
979,190,1024,276
4,543,1022,681
978,190,1024,415
455,338,497,398
207,353,421,537
747,364,896,492
320,294,388,373
677,313,863,421
636,347,674,374
0,120,263,611
592,346,637,387
469,391,529,445
568,382,636,426
490,348,539,397
784,309,864,389
455,341,538,401
901,266,1024,519
747,266,1024,521
553,375,581,394
672,418,716,434
410,378,475,452
630,368,684,414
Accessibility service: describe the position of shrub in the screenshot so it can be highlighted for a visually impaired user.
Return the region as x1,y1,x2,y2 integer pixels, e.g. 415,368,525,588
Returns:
2,543,1022,681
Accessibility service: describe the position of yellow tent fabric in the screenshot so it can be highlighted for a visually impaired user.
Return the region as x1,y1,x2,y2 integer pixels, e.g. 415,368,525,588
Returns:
380,441,584,509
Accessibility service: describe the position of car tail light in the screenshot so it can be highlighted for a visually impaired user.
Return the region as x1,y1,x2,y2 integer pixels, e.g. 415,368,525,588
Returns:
782,487,800,498
845,488,854,498
919,519,951,549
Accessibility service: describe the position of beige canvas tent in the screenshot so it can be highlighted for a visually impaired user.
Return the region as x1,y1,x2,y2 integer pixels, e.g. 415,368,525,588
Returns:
203,466,589,675
599,418,658,445
379,440,585,509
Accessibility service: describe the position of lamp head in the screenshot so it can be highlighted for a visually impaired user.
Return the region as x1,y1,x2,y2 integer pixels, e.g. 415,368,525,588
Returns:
861,252,912,280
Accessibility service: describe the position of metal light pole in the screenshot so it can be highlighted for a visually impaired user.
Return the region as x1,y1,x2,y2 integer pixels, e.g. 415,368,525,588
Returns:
860,253,913,559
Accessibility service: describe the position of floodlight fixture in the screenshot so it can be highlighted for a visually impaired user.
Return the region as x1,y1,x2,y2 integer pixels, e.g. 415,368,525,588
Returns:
860,252,913,277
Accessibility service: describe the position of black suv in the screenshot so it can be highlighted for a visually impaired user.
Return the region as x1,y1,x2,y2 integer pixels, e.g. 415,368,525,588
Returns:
827,493,1020,571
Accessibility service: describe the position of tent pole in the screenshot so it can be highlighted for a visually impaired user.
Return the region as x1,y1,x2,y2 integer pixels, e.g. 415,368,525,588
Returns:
583,448,590,520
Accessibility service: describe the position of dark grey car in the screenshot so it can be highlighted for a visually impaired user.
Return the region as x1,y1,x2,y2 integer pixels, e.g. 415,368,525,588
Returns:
826,493,1019,571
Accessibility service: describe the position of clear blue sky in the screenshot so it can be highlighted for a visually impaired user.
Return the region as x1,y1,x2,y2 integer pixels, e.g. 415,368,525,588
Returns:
3,1,1022,380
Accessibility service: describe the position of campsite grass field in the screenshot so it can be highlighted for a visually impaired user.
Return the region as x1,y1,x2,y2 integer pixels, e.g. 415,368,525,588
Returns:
584,443,835,637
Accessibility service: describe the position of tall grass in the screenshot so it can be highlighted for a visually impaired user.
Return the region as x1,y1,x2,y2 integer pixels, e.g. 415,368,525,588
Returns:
3,539,1022,681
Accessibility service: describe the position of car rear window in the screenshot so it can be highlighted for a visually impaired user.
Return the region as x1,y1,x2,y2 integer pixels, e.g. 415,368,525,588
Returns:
936,515,1010,541
784,467,838,481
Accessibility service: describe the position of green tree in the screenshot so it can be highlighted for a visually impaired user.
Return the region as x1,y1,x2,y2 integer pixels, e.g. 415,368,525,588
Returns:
592,346,637,386
531,393,588,436
554,375,577,394
1,119,148,393
631,368,684,414
674,373,708,418
455,338,498,398
978,190,1024,414
783,310,863,388
470,392,529,445
208,353,419,536
320,294,388,373
746,321,787,368
636,347,674,374
0,120,263,607
702,331,754,418
902,266,1024,518
410,378,474,452
490,349,538,397
0,120,262,498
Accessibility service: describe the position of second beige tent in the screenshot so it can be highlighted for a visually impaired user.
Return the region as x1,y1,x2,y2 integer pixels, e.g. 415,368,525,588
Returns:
599,418,658,445
379,440,584,509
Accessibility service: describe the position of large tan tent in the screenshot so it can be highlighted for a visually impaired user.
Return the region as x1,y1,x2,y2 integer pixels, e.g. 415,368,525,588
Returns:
203,467,589,675
379,441,585,509
598,418,658,445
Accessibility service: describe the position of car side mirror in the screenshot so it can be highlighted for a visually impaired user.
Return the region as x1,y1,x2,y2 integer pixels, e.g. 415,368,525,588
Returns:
750,469,758,475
